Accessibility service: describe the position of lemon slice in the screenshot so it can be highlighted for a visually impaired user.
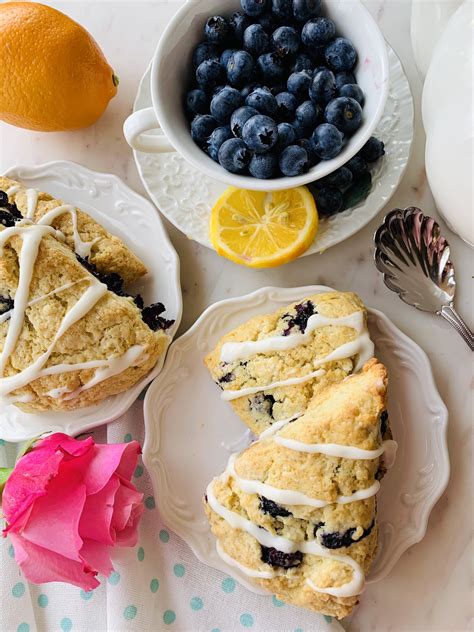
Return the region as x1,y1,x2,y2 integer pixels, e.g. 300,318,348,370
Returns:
210,186,318,268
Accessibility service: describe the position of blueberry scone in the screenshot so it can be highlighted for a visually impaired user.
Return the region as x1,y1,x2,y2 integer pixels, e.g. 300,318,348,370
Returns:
0,182,173,412
204,360,396,619
205,291,374,435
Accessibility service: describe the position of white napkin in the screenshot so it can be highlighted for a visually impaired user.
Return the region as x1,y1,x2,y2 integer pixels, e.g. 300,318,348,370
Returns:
1,400,343,632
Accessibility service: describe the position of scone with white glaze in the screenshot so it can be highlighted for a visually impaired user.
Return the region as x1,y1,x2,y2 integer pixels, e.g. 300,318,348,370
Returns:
204,360,396,619
205,292,374,435
0,183,173,412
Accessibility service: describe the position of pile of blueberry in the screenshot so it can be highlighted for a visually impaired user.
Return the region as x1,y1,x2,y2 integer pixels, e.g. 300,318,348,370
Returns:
308,134,385,215
185,0,366,179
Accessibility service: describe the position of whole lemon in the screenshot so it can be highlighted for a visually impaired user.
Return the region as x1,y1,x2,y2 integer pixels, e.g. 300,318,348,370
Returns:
0,2,118,131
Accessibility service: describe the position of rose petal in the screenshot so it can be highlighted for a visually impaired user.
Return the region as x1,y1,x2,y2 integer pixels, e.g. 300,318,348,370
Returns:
19,461,86,561
80,539,113,576
38,433,94,458
111,481,144,534
79,477,120,545
115,502,144,547
9,533,99,591
82,442,141,495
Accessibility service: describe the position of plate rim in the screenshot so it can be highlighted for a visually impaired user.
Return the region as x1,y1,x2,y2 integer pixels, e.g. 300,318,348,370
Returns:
143,284,449,590
132,46,415,256
0,159,183,442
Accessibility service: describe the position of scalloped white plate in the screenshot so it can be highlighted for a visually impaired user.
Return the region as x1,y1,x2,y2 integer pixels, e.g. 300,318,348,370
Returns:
133,46,414,256
143,285,449,595
0,161,182,442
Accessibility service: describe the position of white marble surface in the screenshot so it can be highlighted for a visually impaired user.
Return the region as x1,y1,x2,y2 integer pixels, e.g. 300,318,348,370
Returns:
0,1,472,630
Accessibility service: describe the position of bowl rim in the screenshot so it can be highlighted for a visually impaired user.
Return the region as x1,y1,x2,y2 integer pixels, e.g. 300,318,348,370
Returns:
150,0,390,191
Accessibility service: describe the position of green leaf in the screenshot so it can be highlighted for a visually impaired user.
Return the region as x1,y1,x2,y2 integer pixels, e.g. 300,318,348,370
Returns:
342,172,372,211
0,467,14,501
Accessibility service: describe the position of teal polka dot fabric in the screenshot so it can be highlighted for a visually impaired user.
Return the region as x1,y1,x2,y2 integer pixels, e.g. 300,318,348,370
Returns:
0,401,342,632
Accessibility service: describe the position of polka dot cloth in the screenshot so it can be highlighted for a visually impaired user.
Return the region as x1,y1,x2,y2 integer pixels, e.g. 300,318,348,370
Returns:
0,401,342,632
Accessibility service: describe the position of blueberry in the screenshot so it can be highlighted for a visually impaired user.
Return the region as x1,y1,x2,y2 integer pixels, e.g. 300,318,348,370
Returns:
229,11,251,42
282,300,316,334
192,42,219,68
279,144,309,176
309,68,336,104
292,53,313,73
325,37,357,72
325,96,362,134
259,496,292,517
271,0,293,19
314,186,344,216
141,302,175,331
256,52,286,84
190,114,219,144
359,136,385,162
310,123,343,159
261,546,303,568
249,152,278,178
287,70,312,101
257,11,279,33
227,50,255,86
346,155,368,177
0,193,22,225
240,83,259,99
185,89,209,116
318,166,353,191
246,86,277,116
339,83,364,105
335,71,356,89
207,125,233,161
293,0,321,21
0,296,14,316
242,114,278,153
272,26,300,57
218,371,235,384
196,59,225,88
276,122,296,148
230,105,259,137
204,15,229,45
295,137,318,165
220,48,237,67
241,0,267,16
301,17,336,47
295,99,321,130
275,91,298,120
243,24,269,56
318,520,375,549
210,86,243,123
251,393,275,417
380,410,389,436
218,138,253,173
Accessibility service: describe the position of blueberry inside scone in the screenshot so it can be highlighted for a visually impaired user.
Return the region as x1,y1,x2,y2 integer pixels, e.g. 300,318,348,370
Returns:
204,360,396,619
205,291,374,435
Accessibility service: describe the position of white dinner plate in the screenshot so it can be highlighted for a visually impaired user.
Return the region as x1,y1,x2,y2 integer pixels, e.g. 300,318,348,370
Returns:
0,161,182,442
143,285,449,594
132,46,414,256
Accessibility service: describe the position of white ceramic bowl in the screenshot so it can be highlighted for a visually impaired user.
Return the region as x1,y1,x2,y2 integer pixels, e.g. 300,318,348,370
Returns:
124,0,389,191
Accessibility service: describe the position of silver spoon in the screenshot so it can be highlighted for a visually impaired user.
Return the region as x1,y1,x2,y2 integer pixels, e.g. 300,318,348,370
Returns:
374,206,474,350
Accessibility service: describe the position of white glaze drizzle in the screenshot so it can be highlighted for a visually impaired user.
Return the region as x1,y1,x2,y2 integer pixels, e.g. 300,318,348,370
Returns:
5,185,21,196
25,189,39,219
46,386,73,399
274,437,398,461
221,368,326,401
37,205,97,258
0,278,89,324
259,413,304,439
207,479,365,597
215,541,279,579
226,454,381,508
221,311,367,363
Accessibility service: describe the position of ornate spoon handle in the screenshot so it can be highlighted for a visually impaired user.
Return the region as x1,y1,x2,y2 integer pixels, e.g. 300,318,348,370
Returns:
439,304,474,350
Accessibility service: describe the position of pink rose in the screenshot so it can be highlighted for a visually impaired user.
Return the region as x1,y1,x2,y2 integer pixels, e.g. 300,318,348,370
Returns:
2,433,144,590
